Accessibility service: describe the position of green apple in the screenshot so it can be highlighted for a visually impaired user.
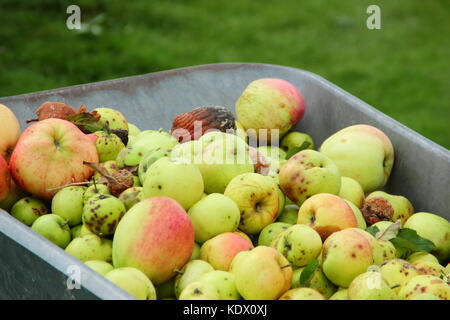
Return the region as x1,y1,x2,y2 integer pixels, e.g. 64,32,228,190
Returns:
52,186,86,226
348,270,397,300
93,107,129,130
118,187,144,211
82,194,126,236
155,277,176,300
398,275,450,300
230,246,292,300
410,293,440,300
279,150,341,206
85,260,114,275
143,157,204,210
138,147,173,184
344,199,367,229
275,224,322,268
71,224,83,238
179,281,219,300
373,239,397,265
11,196,49,226
83,183,110,203
174,259,214,298
65,234,112,262
224,173,279,235
190,242,201,260
403,212,450,263
279,288,325,300
338,177,365,209
320,124,394,193
188,193,240,243
193,132,254,194
258,222,291,247
197,271,240,300
0,180,28,212
379,259,419,294
321,228,375,287
128,123,141,136
328,288,349,300
93,131,125,162
277,205,299,225
116,129,178,168
363,191,414,225
407,252,439,264
31,214,71,248
280,131,314,159
105,267,157,300
291,266,337,299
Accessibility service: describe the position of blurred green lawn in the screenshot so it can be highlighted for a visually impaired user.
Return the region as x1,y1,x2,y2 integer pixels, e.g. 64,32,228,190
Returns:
0,0,449,148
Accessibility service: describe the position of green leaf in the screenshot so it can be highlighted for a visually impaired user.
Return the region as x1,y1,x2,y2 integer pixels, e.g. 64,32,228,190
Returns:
67,113,104,133
376,220,401,240
366,225,380,237
299,259,320,286
390,228,436,254
286,141,312,159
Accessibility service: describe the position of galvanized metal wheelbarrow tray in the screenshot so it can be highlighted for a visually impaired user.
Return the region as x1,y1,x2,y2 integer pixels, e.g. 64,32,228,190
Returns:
0,63,449,299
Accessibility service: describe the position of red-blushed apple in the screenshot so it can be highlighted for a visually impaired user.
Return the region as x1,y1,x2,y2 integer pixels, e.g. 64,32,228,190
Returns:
9,119,98,200
112,197,195,285
199,232,254,271
297,193,359,241
235,78,305,142
0,104,20,162
0,155,11,201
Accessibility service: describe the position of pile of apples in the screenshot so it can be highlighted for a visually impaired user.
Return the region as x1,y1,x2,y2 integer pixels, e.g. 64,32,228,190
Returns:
0,78,449,301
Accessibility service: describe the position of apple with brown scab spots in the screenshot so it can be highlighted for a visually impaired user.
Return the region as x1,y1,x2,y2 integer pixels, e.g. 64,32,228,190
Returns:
279,150,341,206
275,224,322,268
224,173,279,235
82,194,126,236
11,196,49,226
398,275,450,300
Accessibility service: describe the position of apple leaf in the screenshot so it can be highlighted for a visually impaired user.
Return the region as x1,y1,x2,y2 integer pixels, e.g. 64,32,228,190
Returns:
366,225,380,237
67,112,104,133
376,220,402,240
286,141,312,159
390,228,436,254
111,128,129,146
299,259,320,286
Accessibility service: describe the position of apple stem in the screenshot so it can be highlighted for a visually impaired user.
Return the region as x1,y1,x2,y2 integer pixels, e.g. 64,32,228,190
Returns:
46,181,93,192
280,264,291,270
390,284,401,290
93,176,98,193
173,269,184,275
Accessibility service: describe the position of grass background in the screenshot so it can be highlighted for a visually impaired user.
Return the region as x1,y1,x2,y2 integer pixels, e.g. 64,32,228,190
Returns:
0,0,449,148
